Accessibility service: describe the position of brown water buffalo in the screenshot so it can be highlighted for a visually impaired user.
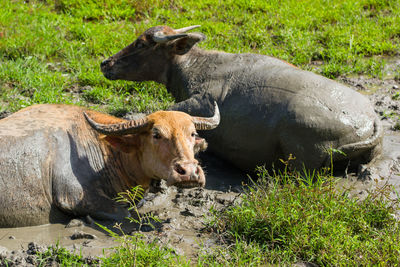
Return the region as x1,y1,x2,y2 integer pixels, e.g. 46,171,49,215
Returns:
100,25,382,172
0,103,219,227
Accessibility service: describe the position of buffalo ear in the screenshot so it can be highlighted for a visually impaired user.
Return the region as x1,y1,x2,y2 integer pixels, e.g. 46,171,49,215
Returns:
172,33,206,55
194,136,208,154
102,135,139,153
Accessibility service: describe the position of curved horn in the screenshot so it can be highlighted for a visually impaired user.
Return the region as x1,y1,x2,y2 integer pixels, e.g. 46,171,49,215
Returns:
153,31,187,43
192,102,220,130
84,112,152,135
174,25,201,33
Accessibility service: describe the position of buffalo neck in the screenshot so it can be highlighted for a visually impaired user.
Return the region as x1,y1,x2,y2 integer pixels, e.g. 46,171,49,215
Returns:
74,129,146,198
167,47,235,102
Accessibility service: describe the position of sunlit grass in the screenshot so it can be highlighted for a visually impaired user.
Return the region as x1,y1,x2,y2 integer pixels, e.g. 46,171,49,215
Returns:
205,166,400,265
1,0,399,113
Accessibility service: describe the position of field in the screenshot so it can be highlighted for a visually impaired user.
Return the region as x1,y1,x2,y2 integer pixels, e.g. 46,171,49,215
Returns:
1,0,400,265
1,0,399,115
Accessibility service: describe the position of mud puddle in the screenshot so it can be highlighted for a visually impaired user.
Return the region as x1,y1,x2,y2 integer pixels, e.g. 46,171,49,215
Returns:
0,152,247,263
0,223,114,255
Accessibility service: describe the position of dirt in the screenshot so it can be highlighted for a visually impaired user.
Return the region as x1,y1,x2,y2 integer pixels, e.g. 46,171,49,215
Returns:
1,60,400,266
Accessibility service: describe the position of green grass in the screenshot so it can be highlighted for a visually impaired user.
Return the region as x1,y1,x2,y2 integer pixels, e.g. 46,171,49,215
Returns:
205,166,400,265
99,233,190,267
35,244,95,266
31,237,189,267
1,0,400,113
0,0,174,114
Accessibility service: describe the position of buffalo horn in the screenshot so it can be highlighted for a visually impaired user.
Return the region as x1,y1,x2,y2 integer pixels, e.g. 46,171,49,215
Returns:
192,102,220,130
153,31,188,43
174,25,201,33
84,112,152,135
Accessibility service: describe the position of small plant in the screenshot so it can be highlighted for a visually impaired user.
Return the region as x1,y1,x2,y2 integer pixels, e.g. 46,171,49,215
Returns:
114,185,161,230
392,91,400,100
394,69,400,82
96,186,157,264
394,122,400,131
96,186,188,266
35,242,93,266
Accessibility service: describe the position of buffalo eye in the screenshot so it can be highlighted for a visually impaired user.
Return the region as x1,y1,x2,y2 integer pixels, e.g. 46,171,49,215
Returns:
191,132,198,138
153,132,162,140
135,41,144,49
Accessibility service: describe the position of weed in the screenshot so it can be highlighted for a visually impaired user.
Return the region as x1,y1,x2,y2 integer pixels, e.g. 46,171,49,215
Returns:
114,186,161,231
392,91,400,100
35,243,93,266
395,71,400,82
394,122,400,131
96,186,189,266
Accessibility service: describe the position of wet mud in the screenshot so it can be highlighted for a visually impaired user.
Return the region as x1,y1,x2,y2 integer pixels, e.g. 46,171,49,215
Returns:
1,64,400,264
336,66,400,202
0,153,247,265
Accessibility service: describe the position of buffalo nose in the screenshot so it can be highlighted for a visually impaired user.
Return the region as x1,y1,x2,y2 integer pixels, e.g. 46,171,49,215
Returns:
174,162,199,180
174,163,186,175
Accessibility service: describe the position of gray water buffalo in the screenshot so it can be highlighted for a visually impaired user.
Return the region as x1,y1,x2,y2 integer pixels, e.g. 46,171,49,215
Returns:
100,25,382,172
0,103,219,227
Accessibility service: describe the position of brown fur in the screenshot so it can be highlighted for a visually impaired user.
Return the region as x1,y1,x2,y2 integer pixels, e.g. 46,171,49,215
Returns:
0,104,209,227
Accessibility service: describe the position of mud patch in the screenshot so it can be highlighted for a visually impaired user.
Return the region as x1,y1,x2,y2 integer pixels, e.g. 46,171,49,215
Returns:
339,69,400,130
336,68,400,205
0,152,247,264
136,178,243,258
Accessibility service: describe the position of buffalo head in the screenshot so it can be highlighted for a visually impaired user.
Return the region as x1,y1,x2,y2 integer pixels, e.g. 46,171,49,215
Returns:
84,103,219,187
100,25,205,83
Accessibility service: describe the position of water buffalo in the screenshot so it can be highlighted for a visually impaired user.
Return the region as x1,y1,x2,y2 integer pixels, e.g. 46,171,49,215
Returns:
0,103,219,227
100,25,382,172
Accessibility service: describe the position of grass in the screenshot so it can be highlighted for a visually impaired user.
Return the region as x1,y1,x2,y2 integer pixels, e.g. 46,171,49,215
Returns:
1,0,400,113
0,0,174,114
205,166,400,265
31,237,188,266
35,244,97,266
